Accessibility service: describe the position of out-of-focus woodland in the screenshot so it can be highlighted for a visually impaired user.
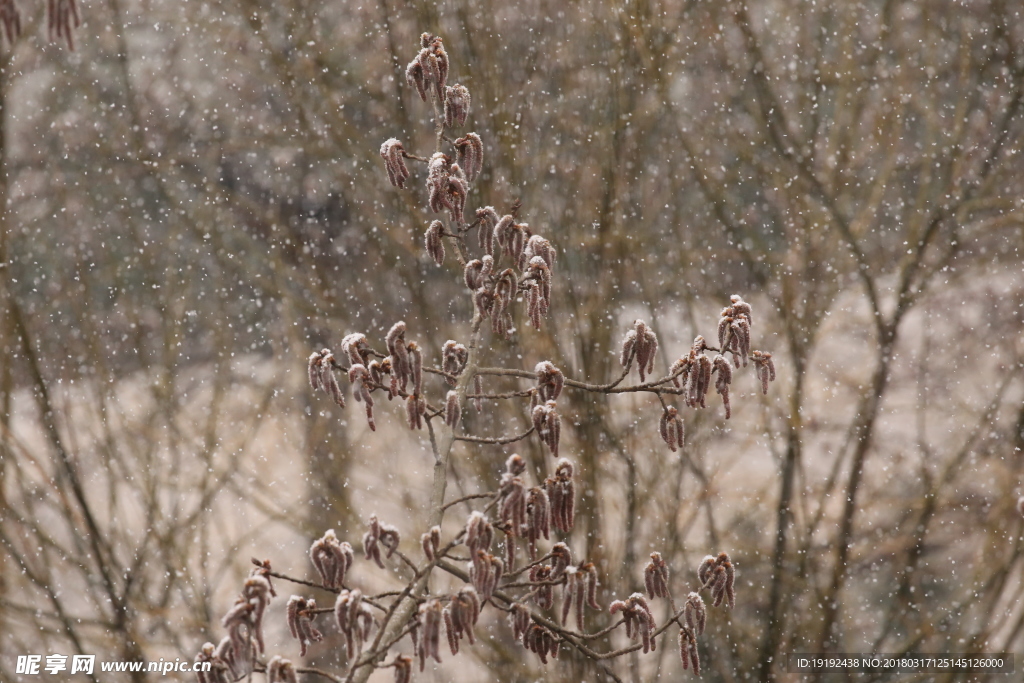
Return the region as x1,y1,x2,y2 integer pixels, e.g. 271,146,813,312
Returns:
1,0,1023,681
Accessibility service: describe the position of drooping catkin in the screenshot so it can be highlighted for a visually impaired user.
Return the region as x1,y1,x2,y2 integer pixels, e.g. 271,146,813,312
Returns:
442,340,468,384
546,459,576,532
406,34,448,103
522,623,560,664
309,529,353,590
285,596,322,657
421,525,441,562
334,589,375,659
532,400,561,457
415,600,444,670
621,319,658,381
535,361,564,401
659,406,684,451
266,656,298,683
698,552,736,608
712,354,733,418
476,206,499,253
444,84,471,127
679,627,701,675
644,551,671,599
341,332,371,366
444,390,461,428
348,364,376,431
684,592,706,635
752,350,776,395
425,220,445,266
379,138,411,189
524,486,551,559
608,593,657,654
498,472,527,538
455,132,484,182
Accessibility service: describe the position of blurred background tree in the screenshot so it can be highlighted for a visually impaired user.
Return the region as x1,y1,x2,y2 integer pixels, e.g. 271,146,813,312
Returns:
1,0,1022,681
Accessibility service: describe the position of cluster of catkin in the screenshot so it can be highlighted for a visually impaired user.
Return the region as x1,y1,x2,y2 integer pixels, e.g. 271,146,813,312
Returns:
334,589,375,659
633,551,728,676
309,321,448,433
309,529,353,590
611,295,778,451
384,35,560,338
609,593,658,654
699,552,736,608
196,564,276,683
363,514,402,569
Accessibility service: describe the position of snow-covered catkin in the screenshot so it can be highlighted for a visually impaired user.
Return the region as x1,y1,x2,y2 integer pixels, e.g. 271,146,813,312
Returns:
608,593,657,653
308,351,323,391
498,472,526,537
348,364,376,430
527,256,551,314
684,592,706,635
309,529,353,590
464,259,484,290
476,206,498,253
442,340,468,384
525,486,550,559
509,603,532,641
644,551,670,599
444,84,471,127
752,350,776,395
362,515,389,569
699,552,736,608
523,234,556,269
380,138,410,188
455,132,484,182
285,596,322,657
341,332,371,366
425,220,445,266
659,406,684,451
546,459,576,532
712,354,733,418
267,656,298,683
416,600,444,670
407,341,423,395
679,628,701,675
445,390,461,428
421,525,441,562
535,361,564,401
532,400,561,457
